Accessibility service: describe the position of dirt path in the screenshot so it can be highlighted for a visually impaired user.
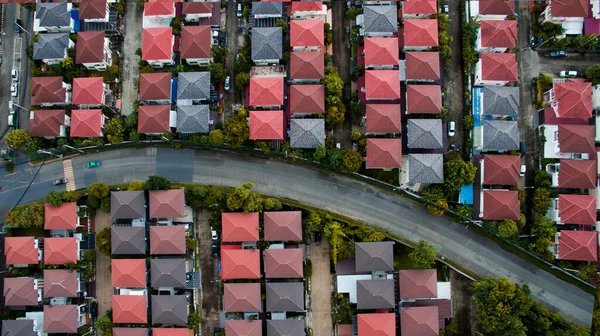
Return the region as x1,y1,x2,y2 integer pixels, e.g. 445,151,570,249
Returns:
120,2,142,116
450,270,473,335
444,0,465,155
94,210,112,324
223,2,242,119
308,240,333,336
196,209,220,336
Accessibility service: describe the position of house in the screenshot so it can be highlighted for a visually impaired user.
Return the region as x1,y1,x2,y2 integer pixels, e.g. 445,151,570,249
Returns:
70,109,104,138
470,0,515,20
143,1,175,27
540,124,595,159
404,51,440,82
557,230,598,261
477,20,517,52
363,5,397,37
182,2,213,22
289,119,325,148
264,248,304,279
266,320,304,336
34,3,73,33
181,26,212,66
111,259,147,288
290,20,325,51
142,27,174,67
479,120,520,152
399,269,438,300
544,81,592,123
153,329,188,336
177,105,210,134
2,320,36,336
30,77,70,106
44,202,77,230
226,320,263,336
481,155,521,186
114,329,150,336
150,226,186,255
76,31,112,71
366,138,402,169
364,37,399,69
29,110,68,138
149,189,185,219
265,283,305,312
249,110,285,141
407,119,443,149
43,305,79,333
289,52,324,83
112,295,148,324
151,259,186,288
4,278,39,308
44,237,78,265
43,270,79,298
407,154,444,184
476,86,520,117
356,279,395,309
111,226,146,255
365,70,401,100
223,283,262,313
550,194,597,225
402,0,437,18
221,249,261,280
358,314,395,336
289,85,325,116
177,72,211,105
406,85,442,114
290,1,326,20
252,27,283,65
365,104,401,134
475,53,518,86
252,2,283,19
403,19,439,51
138,105,171,135
355,242,394,273
110,191,146,219
249,77,284,108
547,159,597,189
481,190,520,220
400,307,439,336
222,212,259,243
33,33,73,65
541,0,588,35
152,296,188,325
72,77,106,107
5,237,39,266
139,73,172,104
264,211,303,242
79,0,109,23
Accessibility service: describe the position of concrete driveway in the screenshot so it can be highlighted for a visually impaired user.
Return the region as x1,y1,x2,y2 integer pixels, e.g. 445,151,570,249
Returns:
536,52,597,77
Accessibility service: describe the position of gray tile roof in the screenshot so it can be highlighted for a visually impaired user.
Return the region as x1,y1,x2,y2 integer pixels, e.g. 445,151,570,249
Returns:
356,279,395,309
290,119,325,149
177,72,210,101
252,2,283,17
36,3,71,28
111,191,145,219
266,320,305,336
408,153,444,184
355,242,394,272
252,27,283,61
407,119,443,149
33,33,70,60
151,295,188,325
177,105,210,134
111,226,146,255
483,120,519,151
2,320,35,336
482,86,520,116
266,282,305,312
151,259,186,288
364,5,397,34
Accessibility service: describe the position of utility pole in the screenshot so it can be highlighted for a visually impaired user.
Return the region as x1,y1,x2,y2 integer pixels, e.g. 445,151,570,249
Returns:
63,144,83,153
37,149,62,158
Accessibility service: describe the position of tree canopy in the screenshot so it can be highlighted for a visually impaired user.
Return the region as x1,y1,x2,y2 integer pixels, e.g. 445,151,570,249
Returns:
88,182,110,199
185,186,208,209
409,240,437,269
5,201,45,227
45,191,64,207
226,182,263,212
443,156,477,195
208,63,227,84
96,227,112,256
104,118,125,145
341,149,363,172
6,129,36,153
144,175,170,190
224,108,249,148
533,188,552,215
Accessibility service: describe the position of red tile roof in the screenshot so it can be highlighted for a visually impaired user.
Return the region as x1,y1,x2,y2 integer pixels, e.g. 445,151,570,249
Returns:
481,52,518,82
366,138,402,169
43,269,78,298
44,305,78,333
264,211,303,241
559,194,597,225
150,225,186,255
364,37,399,67
222,212,260,242
399,269,438,299
182,2,212,14
225,320,262,336
44,202,77,230
139,73,172,101
30,77,66,105
406,84,442,114
559,231,598,261
112,259,147,288
221,249,261,280
405,52,440,81
5,237,38,265
366,104,401,134
150,190,185,218
358,313,396,336
554,81,592,119
71,109,103,137
480,20,517,49
181,26,211,59
403,0,437,15
249,77,284,107
338,325,353,336
44,237,78,265
223,283,262,313
153,329,189,336
289,85,325,115
291,1,322,12
113,295,148,324
404,19,439,47
76,31,105,64
79,0,107,20
366,70,401,100
138,105,171,134
400,306,439,336
482,154,520,185
29,110,65,137
4,278,37,307
551,0,588,17
113,328,149,336
558,159,597,189
290,20,324,47
264,248,304,278
482,190,520,220
290,52,324,80
479,0,515,15
249,111,285,140
558,125,595,154
142,27,173,61
72,77,104,105
144,1,175,16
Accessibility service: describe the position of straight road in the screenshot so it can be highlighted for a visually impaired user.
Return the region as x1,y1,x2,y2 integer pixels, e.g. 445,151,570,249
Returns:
0,147,593,325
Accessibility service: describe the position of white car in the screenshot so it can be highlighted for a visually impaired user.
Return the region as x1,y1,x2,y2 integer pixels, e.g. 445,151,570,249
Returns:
11,69,18,82
448,121,455,137
211,227,218,240
10,84,17,97
559,70,577,78
520,164,526,177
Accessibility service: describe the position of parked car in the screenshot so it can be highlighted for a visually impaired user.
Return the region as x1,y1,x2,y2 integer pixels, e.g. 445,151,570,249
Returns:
442,4,449,13
90,302,98,319
211,227,218,240
86,161,101,168
11,70,18,82
237,4,242,17
53,178,68,186
448,121,455,137
224,76,231,91
10,84,17,97
559,70,577,77
520,164,527,177
212,243,219,256
550,50,567,57
0,54,3,66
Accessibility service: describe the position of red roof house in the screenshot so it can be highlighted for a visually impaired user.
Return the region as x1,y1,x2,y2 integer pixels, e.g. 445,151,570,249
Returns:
249,77,284,107
138,105,171,134
290,52,324,80
44,202,77,230
114,329,149,336
558,159,597,189
482,155,520,185
44,237,78,265
43,269,78,298
364,37,399,67
366,138,402,169
5,237,38,265
403,0,437,15
404,19,439,48
290,20,324,48
181,26,211,60
112,259,147,288
221,249,261,280
405,52,440,81
559,231,598,261
142,27,174,61
365,70,401,100
144,1,176,16
249,111,285,140
30,77,67,105
482,190,520,220
551,0,588,17
291,1,322,12
358,314,396,336
479,0,515,15
113,295,148,324
70,109,103,137
153,329,188,336
559,194,597,225
479,52,518,82
264,248,304,279
400,307,439,336
366,104,401,134
182,2,212,15
264,211,303,242
44,305,78,333
4,278,37,307
222,212,260,242
79,0,107,20
553,81,592,120
558,125,595,154
150,225,186,255
76,31,106,64
139,73,172,101
406,84,442,114
480,20,517,49
29,110,66,137
223,283,262,313
225,320,262,336
399,269,438,299
72,77,105,105
289,85,325,115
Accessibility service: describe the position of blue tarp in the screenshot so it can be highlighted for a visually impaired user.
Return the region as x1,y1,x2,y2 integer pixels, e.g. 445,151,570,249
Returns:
472,87,483,127
459,184,474,205
71,9,80,32
171,79,178,101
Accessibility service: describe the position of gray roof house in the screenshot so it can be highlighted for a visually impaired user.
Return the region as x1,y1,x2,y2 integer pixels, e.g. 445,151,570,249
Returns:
266,283,305,312
2,320,35,336
364,5,397,35
33,33,72,62
252,28,283,64
177,72,210,103
111,191,145,219
407,153,444,184
290,119,325,148
151,295,188,325
151,259,186,288
483,120,519,151
482,86,520,116
355,242,394,273
34,3,72,32
266,320,305,336
356,279,395,309
111,227,146,255
407,119,443,149
252,2,283,18
177,105,210,134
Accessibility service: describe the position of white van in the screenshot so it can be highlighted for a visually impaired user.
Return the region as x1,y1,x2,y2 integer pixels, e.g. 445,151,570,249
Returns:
237,4,242,17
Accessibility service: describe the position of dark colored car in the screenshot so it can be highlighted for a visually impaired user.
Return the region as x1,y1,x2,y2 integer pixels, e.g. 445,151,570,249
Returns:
550,50,567,57
90,302,98,319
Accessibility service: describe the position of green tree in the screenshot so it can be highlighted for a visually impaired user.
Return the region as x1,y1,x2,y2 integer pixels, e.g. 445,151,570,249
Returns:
96,227,112,256
144,175,170,190
324,221,347,264
304,210,325,236
207,129,224,146
88,182,110,199
422,185,446,202
124,112,138,130
443,157,477,195
313,145,327,162
188,312,201,328
409,240,437,269
534,170,552,188
101,197,111,214
275,18,288,32
226,182,263,212
332,294,354,323
6,129,36,153
62,190,81,203
533,188,552,215
346,7,359,20
263,198,282,211
235,54,251,73
104,118,125,145
427,199,448,216
61,56,74,74
212,46,229,64
453,203,472,220
463,115,475,132
325,105,345,127
224,109,249,148
587,64,600,86
45,191,64,207
208,63,227,84
185,186,208,209
497,219,519,240
127,181,146,191
324,66,344,98
341,149,363,172
439,322,459,336
4,201,45,227
205,186,225,207
348,102,366,123
234,72,250,92
170,17,182,35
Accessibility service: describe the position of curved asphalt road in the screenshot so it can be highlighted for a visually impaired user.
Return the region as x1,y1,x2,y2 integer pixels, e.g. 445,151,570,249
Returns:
0,147,593,325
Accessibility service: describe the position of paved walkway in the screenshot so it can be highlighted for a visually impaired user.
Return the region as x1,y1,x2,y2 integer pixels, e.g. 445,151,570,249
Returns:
120,2,142,116
94,210,112,325
309,240,333,336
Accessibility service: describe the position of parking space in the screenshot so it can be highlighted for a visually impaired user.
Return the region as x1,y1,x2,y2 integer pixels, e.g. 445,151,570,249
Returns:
537,52,597,77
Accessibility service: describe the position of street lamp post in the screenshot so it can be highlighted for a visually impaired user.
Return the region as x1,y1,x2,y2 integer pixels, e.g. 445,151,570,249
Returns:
37,149,62,159
6,101,28,112
13,21,32,38
63,144,84,153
